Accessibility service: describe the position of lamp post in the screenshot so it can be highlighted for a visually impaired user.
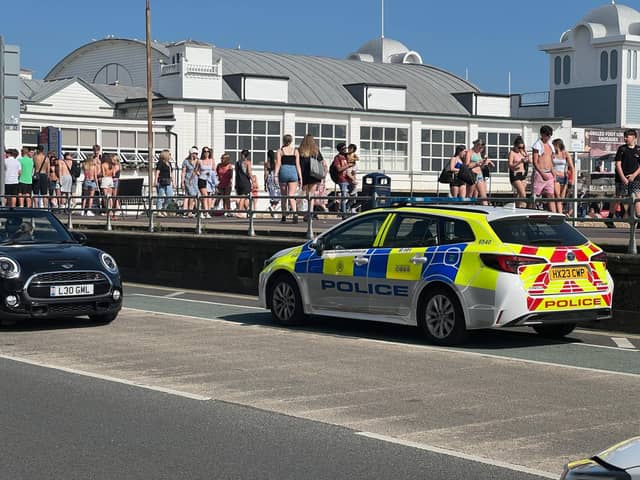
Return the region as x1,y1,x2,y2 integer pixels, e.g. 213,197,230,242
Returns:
146,0,154,218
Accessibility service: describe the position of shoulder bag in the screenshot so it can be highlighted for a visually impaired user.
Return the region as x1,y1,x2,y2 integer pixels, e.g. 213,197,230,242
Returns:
309,155,324,180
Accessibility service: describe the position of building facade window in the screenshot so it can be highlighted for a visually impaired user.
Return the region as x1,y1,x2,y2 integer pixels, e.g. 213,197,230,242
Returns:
610,50,618,80
295,122,347,161
360,126,409,171
563,55,571,84
634,50,638,80
478,131,520,174
601,51,609,81
225,119,281,166
21,127,40,146
554,56,562,85
627,50,632,79
420,129,467,172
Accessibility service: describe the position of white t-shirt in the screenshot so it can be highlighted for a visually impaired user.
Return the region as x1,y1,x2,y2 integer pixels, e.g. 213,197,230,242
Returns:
4,156,21,184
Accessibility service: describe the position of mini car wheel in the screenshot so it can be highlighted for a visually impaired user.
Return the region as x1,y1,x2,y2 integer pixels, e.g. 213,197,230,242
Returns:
269,275,306,326
533,323,576,338
89,312,118,325
420,287,467,346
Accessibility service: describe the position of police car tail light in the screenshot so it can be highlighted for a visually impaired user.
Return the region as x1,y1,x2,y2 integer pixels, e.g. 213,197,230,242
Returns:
480,254,546,274
590,252,607,268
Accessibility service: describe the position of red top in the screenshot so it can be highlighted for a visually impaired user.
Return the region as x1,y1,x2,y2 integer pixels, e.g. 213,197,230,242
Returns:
217,163,233,188
333,155,348,183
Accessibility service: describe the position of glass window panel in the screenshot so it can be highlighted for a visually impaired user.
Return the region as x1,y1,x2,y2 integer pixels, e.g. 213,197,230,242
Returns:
361,141,371,151
397,143,408,155
79,129,96,146
488,132,498,144
421,129,430,142
295,122,306,137
253,152,266,166
308,123,320,137
268,121,280,135
563,55,571,84
384,142,395,152
102,130,118,148
155,132,170,149
372,141,383,152
443,144,454,157
61,128,78,146
335,125,346,139
432,144,442,157
360,127,370,140
499,133,509,145
225,120,237,134
510,133,519,144
321,139,332,149
422,144,430,157
421,158,431,171
225,136,237,150
554,56,562,85
397,129,408,142
488,147,498,158
22,128,40,145
601,51,609,81
455,131,466,144
253,136,266,150
120,131,135,148
372,127,383,140
432,158,443,171
384,128,396,141
443,130,454,143
321,124,333,138
228,151,238,162
239,120,251,134
267,137,280,150
432,130,443,143
478,132,488,143
610,50,618,80
499,147,509,159
239,136,251,150
137,132,148,149
254,121,266,135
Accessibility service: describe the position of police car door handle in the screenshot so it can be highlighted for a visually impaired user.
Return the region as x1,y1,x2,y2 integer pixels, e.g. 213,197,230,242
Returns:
353,257,369,266
411,256,428,264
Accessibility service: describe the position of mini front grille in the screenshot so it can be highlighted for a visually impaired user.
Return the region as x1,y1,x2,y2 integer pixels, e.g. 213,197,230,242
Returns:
47,303,97,315
31,271,106,284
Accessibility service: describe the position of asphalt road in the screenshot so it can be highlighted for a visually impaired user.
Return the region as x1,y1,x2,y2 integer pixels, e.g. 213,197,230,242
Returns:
2,284,639,479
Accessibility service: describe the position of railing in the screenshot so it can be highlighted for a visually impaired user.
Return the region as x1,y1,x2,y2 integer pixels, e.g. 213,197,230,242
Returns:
161,63,219,76
3,193,639,254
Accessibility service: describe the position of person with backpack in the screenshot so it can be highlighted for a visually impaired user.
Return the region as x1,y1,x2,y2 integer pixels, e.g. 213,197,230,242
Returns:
331,143,350,216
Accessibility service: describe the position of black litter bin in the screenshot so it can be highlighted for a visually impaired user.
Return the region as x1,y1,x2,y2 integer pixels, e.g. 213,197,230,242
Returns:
361,173,391,210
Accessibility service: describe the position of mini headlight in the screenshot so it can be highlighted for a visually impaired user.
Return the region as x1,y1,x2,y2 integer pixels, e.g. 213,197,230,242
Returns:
100,253,118,273
0,257,20,279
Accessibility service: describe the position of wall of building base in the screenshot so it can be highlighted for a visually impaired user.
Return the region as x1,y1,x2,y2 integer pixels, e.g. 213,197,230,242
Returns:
83,231,640,323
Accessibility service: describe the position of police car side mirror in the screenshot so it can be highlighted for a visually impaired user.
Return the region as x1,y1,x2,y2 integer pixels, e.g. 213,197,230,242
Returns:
310,238,324,256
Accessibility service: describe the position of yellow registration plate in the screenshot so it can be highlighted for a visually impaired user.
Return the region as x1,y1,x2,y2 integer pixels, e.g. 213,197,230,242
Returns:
550,266,589,281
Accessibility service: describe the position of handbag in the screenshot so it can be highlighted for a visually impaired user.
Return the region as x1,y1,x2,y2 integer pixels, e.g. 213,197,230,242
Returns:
457,164,476,185
309,156,324,180
438,168,455,184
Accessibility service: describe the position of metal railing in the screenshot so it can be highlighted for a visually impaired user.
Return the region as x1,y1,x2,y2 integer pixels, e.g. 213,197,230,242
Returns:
2,193,638,254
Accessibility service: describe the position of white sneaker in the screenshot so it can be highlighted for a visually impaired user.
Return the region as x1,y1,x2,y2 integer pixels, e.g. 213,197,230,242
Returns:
79,211,85,216
86,211,95,217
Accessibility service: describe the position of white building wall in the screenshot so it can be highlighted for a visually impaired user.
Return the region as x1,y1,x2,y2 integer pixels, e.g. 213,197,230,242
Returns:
27,82,114,117
244,78,288,103
195,107,212,148
283,111,295,137
366,87,406,111
212,107,225,159
475,96,510,117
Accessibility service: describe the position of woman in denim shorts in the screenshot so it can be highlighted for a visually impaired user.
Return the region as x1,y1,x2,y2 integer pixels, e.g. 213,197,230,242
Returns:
275,134,302,223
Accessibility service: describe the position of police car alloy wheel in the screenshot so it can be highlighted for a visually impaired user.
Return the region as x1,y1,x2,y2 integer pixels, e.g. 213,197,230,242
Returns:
270,275,305,325
532,323,577,338
420,287,467,345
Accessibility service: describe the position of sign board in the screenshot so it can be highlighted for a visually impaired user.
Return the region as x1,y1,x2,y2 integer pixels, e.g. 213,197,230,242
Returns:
584,128,624,157
38,127,62,158
3,44,20,127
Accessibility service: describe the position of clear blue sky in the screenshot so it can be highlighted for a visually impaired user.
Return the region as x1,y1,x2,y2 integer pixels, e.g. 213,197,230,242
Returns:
1,0,627,93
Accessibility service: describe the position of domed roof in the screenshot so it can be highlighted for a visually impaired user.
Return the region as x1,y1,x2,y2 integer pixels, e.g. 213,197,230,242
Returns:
577,2,640,37
348,37,423,64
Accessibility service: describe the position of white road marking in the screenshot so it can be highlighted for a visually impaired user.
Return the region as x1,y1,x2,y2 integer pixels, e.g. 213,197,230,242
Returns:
612,337,637,350
356,432,556,479
164,291,185,298
121,306,640,379
129,293,264,311
572,341,638,352
575,328,640,340
0,353,212,402
124,282,257,300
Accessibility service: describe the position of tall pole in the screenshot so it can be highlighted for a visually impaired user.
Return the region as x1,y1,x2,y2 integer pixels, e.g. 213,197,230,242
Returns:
381,0,385,38
146,0,154,210
0,35,5,200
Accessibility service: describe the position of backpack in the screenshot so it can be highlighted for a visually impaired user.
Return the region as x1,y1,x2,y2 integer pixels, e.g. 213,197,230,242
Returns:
70,160,81,179
329,158,341,184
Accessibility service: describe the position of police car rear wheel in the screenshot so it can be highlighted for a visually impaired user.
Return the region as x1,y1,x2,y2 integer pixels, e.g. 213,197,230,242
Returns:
270,276,305,326
532,323,576,338
420,288,467,345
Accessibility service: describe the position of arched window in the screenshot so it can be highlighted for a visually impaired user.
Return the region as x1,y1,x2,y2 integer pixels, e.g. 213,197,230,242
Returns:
610,50,618,80
628,49,633,79
93,63,134,86
600,51,609,81
634,50,638,80
563,56,571,84
554,56,562,85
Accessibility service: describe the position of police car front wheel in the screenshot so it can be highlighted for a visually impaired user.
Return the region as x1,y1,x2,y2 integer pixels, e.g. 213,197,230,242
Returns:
420,287,467,346
269,275,306,326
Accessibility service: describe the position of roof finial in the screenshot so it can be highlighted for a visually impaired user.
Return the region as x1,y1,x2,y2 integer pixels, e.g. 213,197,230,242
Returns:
381,0,385,38
612,0,616,4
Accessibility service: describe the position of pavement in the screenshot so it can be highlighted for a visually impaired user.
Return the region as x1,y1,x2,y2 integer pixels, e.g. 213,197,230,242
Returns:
2,283,639,479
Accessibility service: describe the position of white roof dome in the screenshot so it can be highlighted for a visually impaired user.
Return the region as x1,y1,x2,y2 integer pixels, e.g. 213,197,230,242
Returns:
348,37,423,64
576,2,640,37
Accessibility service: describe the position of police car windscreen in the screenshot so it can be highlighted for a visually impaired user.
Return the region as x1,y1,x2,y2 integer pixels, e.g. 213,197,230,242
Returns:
489,217,588,247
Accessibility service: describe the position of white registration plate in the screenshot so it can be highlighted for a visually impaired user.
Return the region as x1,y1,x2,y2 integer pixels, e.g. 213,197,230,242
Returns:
49,284,94,297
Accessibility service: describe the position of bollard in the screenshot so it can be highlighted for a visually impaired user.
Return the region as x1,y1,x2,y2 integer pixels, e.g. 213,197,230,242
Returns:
629,199,638,255
106,194,112,231
306,189,313,240
148,197,154,233
248,193,255,237
66,195,73,230
195,198,202,235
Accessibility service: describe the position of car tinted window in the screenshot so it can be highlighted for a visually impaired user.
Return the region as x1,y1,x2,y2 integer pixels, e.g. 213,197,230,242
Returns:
0,212,73,244
490,216,587,246
384,215,438,248
323,214,388,251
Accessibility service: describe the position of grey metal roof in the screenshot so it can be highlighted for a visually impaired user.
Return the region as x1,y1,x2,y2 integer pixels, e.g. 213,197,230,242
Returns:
20,77,156,104
213,47,477,115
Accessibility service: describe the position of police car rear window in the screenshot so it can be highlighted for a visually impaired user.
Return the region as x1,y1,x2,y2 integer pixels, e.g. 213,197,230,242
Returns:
489,216,588,247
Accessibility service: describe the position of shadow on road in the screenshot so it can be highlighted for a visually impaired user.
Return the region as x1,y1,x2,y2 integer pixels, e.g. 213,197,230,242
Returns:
0,317,107,333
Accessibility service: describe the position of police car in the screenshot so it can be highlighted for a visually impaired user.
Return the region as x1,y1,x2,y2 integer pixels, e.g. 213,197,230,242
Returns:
258,203,613,345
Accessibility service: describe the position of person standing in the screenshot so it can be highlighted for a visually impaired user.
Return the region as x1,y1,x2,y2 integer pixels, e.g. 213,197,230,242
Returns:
299,135,325,219
449,145,467,199
154,149,173,217
235,149,253,215
465,139,493,206
197,146,215,218
264,149,280,216
531,125,557,213
613,128,640,227
332,143,350,216
181,147,199,218
214,153,234,216
32,147,50,208
81,155,99,216
17,147,34,208
275,134,302,223
508,137,529,208
58,152,74,209
48,154,61,208
552,139,574,214
100,153,116,217
4,149,21,208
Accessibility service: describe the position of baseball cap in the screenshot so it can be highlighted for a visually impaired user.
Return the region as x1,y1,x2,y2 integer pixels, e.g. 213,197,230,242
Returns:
190,147,199,154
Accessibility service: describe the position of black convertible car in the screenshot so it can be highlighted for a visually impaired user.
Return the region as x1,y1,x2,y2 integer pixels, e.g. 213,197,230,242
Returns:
0,209,122,325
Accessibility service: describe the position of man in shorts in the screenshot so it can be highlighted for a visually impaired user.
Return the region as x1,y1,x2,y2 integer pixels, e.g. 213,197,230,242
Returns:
4,149,21,207
17,147,34,208
614,129,640,226
531,125,557,213
58,152,74,209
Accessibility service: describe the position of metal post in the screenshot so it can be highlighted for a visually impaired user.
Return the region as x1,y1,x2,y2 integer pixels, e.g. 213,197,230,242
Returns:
247,193,255,237
195,196,202,235
106,194,112,231
306,189,313,240
148,202,154,233
0,35,5,201
629,198,637,255
145,0,154,224
66,196,73,230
